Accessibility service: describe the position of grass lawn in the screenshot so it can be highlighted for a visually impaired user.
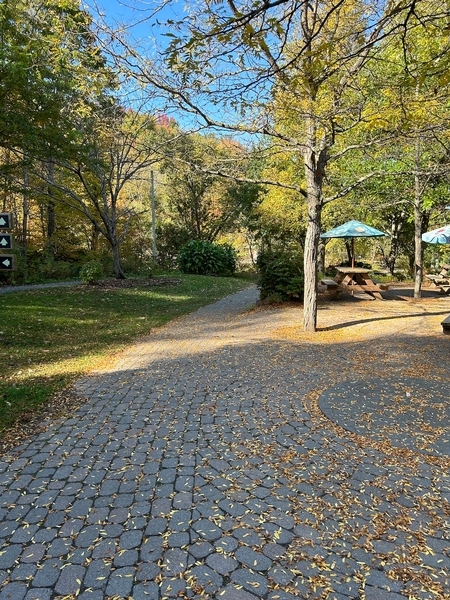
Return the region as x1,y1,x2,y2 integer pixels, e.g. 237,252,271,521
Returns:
0,273,253,438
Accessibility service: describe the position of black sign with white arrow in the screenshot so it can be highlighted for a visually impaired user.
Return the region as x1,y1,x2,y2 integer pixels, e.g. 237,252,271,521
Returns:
0,234,12,249
0,213,13,230
0,255,15,271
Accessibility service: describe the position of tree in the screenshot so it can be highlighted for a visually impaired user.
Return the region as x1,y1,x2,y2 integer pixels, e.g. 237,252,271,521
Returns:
1,0,117,274
346,9,450,292
30,104,166,278
385,18,450,297
255,150,306,250
0,0,111,161
160,132,255,243
109,0,448,330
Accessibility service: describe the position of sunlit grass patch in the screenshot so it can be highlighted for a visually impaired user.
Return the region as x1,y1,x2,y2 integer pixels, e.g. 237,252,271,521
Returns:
0,274,251,436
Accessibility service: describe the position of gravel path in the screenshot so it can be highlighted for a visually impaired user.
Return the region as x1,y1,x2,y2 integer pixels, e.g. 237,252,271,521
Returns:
1,285,450,599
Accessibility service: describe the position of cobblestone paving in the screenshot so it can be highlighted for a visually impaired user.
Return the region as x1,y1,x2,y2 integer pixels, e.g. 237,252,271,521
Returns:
1,286,450,599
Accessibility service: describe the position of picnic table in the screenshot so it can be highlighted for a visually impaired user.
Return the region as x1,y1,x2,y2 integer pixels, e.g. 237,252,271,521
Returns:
331,266,388,300
425,264,450,295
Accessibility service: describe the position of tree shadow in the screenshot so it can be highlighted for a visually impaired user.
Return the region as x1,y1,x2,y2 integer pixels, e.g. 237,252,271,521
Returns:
321,310,450,331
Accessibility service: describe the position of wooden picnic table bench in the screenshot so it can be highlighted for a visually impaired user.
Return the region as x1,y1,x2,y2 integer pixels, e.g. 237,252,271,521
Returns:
319,270,390,299
425,265,450,294
319,278,344,299
441,315,450,334
333,267,389,300
320,278,339,288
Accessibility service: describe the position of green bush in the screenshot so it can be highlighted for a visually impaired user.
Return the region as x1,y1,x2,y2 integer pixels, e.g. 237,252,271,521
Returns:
256,249,304,302
156,223,191,270
217,243,238,275
120,256,153,277
35,259,78,281
337,259,372,270
178,240,237,276
79,260,104,284
7,251,81,284
79,251,113,273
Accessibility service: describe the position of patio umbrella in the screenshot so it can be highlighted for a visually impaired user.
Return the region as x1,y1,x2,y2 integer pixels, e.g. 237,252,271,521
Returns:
422,225,450,245
320,219,388,268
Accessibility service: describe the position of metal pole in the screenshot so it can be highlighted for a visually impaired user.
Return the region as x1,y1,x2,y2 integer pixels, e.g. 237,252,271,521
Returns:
150,170,157,262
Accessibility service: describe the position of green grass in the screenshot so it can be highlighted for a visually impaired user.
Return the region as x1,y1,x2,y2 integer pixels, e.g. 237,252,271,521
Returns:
0,274,253,436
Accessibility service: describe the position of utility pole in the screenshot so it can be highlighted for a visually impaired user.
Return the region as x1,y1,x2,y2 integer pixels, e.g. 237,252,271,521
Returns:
150,170,157,262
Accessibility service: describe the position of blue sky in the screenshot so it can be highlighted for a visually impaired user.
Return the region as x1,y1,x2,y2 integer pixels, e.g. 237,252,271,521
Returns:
92,0,130,21
92,0,178,22
88,0,183,50
84,0,204,126
85,1,251,134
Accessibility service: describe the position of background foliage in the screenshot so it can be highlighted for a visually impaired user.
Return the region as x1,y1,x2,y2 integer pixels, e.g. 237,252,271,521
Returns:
178,240,237,276
257,248,304,302
1,0,449,308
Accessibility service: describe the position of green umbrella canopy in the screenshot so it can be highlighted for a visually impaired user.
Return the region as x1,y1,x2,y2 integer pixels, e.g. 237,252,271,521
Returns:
321,220,388,267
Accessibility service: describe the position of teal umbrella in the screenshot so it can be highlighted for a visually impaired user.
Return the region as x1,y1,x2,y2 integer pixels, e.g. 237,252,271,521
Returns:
320,220,388,268
422,225,450,245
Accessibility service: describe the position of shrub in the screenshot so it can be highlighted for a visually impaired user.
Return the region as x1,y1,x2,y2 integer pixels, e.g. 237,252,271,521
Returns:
156,223,191,270
10,251,81,284
79,260,104,284
178,240,237,276
256,249,304,302
337,259,372,270
216,243,237,276
35,259,78,281
120,256,153,277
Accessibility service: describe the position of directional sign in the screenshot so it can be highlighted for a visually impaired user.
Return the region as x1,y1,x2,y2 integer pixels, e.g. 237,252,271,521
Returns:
0,234,12,249
0,213,13,230
0,255,15,271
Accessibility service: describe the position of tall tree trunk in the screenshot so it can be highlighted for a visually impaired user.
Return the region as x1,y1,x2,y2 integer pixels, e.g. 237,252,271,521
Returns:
385,213,404,275
90,225,100,251
22,166,29,277
2,149,11,212
112,241,125,279
318,238,326,274
345,241,353,265
303,116,325,332
413,124,423,299
303,198,322,332
46,160,56,258
413,173,423,299
47,201,56,255
94,188,126,279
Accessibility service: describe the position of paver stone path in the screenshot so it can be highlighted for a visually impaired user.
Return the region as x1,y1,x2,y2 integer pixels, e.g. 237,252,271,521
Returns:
1,284,450,599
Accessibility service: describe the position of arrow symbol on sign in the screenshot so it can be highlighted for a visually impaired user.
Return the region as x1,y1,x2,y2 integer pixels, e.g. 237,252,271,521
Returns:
0,239,7,246
0,218,6,226
2,259,10,266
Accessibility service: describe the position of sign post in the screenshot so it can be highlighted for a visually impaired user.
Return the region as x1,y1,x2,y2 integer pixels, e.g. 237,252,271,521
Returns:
0,213,13,230
0,213,15,271
0,234,13,249
0,255,15,271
